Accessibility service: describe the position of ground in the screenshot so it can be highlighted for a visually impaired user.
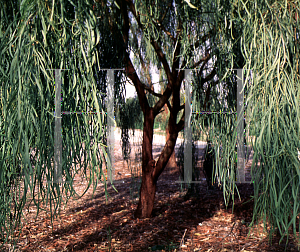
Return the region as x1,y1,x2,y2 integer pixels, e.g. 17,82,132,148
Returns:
3,129,300,252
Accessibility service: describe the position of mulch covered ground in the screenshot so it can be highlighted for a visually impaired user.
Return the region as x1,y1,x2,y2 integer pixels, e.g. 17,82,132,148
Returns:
4,163,300,252
3,130,300,251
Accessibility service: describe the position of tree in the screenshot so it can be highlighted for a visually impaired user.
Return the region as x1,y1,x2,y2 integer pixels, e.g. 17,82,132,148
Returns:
94,0,244,218
0,1,243,234
236,0,300,245
3,0,299,249
0,0,117,246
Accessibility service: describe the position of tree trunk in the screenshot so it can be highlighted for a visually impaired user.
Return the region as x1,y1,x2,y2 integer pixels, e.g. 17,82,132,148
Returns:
134,108,179,219
166,125,178,169
163,100,177,170
134,160,156,218
134,109,156,218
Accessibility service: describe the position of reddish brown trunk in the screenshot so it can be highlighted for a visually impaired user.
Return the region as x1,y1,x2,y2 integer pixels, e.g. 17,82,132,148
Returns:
134,110,156,219
134,110,180,218
166,125,178,169
134,160,156,218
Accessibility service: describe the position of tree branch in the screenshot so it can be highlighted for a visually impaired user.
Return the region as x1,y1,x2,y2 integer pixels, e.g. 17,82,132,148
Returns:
150,38,173,84
176,108,185,133
154,19,175,42
124,54,149,114
140,81,162,98
153,83,173,116
126,0,173,85
190,48,211,69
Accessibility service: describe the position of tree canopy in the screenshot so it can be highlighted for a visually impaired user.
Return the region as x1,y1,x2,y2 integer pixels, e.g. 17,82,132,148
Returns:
0,0,299,249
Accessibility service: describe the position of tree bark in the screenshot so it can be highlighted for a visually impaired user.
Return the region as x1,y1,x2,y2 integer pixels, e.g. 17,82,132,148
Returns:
134,107,180,218
134,159,156,218
166,125,178,169
134,109,156,218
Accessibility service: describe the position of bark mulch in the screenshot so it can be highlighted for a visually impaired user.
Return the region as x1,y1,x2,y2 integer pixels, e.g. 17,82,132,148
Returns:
3,130,300,251
4,163,300,252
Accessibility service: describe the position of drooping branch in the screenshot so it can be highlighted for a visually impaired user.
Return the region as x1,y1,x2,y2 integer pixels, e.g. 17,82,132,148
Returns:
126,0,173,84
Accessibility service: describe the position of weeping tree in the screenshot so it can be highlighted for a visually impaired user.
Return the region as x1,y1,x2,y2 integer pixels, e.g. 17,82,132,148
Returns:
236,0,300,245
115,0,300,246
0,0,126,247
95,0,248,218
0,0,245,231
1,0,299,249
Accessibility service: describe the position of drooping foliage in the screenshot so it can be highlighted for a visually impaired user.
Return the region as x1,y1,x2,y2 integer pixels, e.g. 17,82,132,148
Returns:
192,0,300,245
0,0,124,246
237,0,300,244
0,0,299,248
197,0,300,246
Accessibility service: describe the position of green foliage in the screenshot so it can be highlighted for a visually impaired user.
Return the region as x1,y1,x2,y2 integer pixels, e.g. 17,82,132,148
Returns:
0,0,117,247
239,0,300,245
126,97,144,130
186,0,300,246
0,0,299,248
116,96,143,161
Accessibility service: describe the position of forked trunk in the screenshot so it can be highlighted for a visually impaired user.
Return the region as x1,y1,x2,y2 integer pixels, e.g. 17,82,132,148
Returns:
134,109,179,219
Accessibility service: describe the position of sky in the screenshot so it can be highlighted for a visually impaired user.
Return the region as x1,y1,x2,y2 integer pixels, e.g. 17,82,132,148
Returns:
124,71,160,100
